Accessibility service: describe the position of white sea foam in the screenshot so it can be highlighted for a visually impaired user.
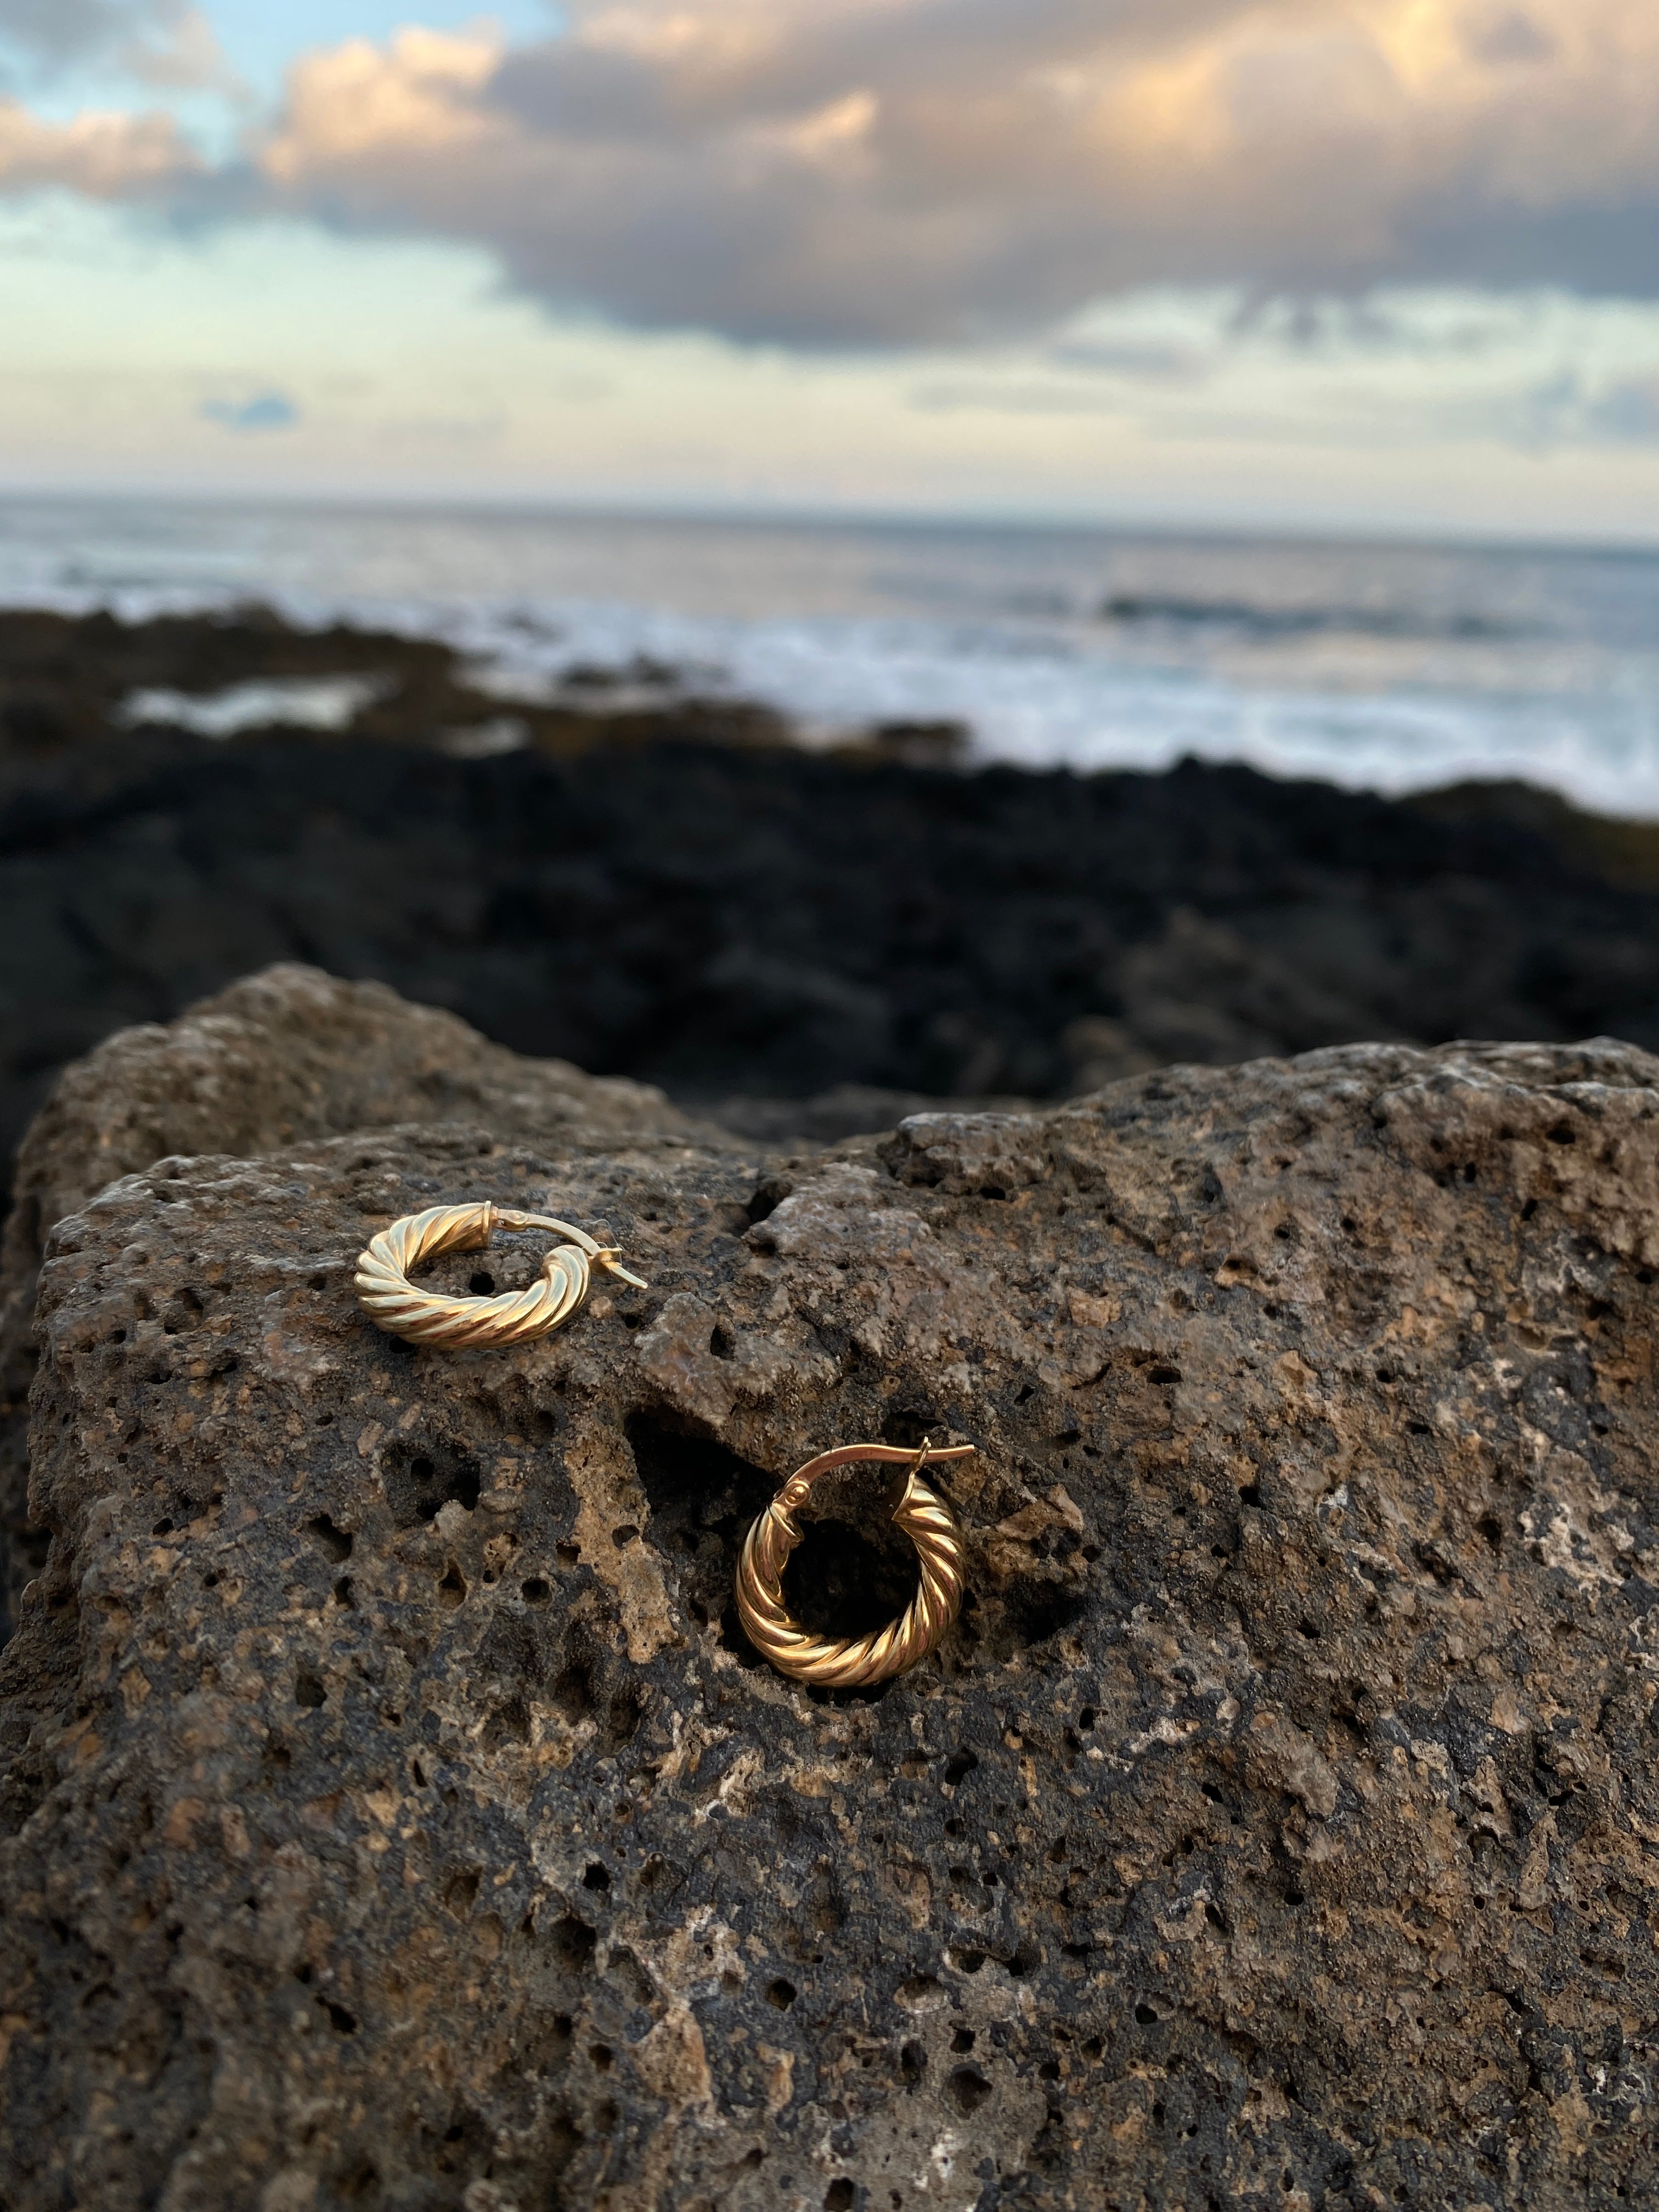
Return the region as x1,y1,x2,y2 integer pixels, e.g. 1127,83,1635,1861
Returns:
5,493,1659,816
122,674,387,738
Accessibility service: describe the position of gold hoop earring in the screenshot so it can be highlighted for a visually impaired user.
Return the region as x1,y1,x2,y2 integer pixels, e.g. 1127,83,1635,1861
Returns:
354,1201,647,1350
735,1438,973,1688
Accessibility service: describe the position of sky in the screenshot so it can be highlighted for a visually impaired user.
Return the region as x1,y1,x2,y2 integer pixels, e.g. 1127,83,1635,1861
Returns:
5,1,1659,538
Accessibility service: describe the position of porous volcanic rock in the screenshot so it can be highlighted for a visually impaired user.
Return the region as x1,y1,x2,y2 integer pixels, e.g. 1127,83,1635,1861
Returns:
1,962,695,1317
0,964,708,1641
3,1012,1659,2208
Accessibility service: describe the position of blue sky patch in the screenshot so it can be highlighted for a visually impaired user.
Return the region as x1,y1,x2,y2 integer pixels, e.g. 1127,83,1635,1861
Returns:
200,390,298,432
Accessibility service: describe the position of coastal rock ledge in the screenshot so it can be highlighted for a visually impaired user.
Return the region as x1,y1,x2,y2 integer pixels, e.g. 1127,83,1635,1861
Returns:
2,970,1657,2210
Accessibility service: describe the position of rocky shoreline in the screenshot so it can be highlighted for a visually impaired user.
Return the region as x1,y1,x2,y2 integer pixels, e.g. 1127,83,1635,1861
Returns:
2,605,1659,1184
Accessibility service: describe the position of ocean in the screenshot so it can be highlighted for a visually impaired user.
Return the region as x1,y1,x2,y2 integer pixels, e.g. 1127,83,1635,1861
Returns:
4,492,1659,817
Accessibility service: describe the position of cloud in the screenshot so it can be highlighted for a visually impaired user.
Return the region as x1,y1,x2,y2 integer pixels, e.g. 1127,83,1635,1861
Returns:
13,1,1659,347
1587,375,1659,442
232,1,1659,345
200,390,299,432
0,0,131,66
121,4,238,94
0,94,193,195
0,0,231,87
1493,368,1659,447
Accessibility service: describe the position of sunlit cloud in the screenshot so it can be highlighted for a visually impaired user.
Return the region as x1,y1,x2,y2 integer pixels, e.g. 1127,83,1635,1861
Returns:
5,1,1659,535
2,2,1659,348
215,0,1659,346
0,95,194,195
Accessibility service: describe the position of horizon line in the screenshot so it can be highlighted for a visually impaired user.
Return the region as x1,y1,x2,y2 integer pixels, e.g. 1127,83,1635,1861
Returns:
2,478,1659,566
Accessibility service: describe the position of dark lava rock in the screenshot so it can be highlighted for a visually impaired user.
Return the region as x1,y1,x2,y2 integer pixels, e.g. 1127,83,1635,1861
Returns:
2,981,1658,2206
6,609,1659,1196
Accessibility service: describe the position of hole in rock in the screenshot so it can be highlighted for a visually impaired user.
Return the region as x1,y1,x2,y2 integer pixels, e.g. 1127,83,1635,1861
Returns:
306,1514,353,1563
946,2066,992,2116
551,1640,597,1722
944,1751,979,1787
782,1478,917,1643
900,2043,925,2088
880,1407,939,1448
582,1863,611,1892
746,1179,791,1227
444,1869,481,1915
639,1857,684,1898
625,1409,773,1635
548,1915,597,1974
469,1272,496,1296
993,1578,1090,1651
952,2028,975,2052
294,1670,326,1709
825,2184,857,2211
437,1564,467,1609
382,1439,482,1528
522,1577,551,1605
766,1977,797,2008
482,1697,531,1750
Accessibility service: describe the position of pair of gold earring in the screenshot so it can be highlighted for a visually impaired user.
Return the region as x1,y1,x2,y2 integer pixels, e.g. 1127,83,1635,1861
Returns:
354,1201,969,1687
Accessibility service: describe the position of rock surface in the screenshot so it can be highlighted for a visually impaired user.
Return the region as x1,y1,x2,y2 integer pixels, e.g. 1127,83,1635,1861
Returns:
0,965,709,1642
3,996,1659,2208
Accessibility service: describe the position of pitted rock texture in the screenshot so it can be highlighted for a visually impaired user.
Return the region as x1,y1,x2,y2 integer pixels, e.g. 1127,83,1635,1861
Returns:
3,1027,1659,2208
2,961,693,1319
0,963,708,1639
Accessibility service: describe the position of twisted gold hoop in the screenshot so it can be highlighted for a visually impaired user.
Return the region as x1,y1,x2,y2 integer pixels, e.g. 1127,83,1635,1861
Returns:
354,1201,647,1350
735,1439,974,1687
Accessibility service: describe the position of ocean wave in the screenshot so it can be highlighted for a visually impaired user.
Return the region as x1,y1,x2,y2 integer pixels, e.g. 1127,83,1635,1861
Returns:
4,494,1659,816
1094,592,1530,642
